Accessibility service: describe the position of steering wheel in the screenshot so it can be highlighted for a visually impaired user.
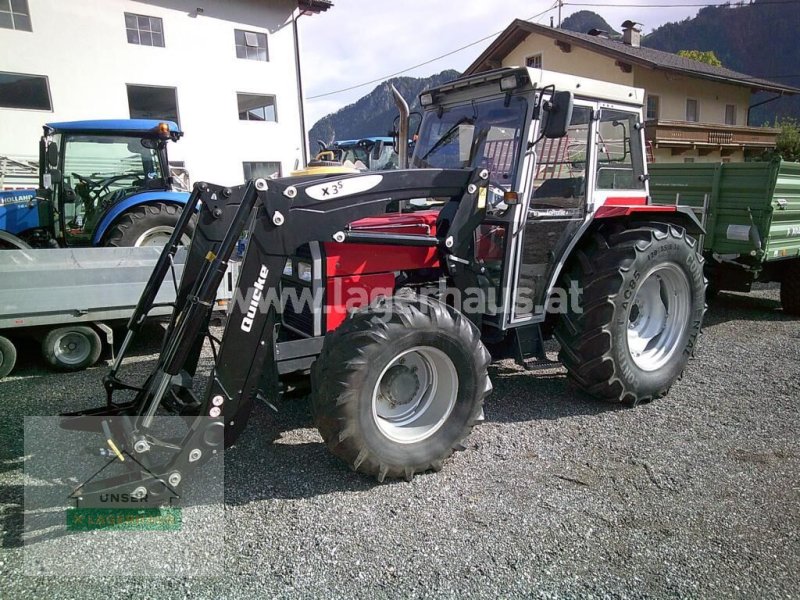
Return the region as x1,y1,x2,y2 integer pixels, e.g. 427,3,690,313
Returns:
72,172,143,202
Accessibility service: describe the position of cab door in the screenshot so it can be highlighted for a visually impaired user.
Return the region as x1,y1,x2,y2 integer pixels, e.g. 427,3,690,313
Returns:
510,102,595,323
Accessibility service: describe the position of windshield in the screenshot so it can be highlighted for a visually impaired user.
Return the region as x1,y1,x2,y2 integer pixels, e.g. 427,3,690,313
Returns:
411,95,528,187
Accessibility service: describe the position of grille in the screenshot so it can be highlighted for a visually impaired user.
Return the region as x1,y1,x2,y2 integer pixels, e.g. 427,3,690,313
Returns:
281,244,316,336
282,280,314,336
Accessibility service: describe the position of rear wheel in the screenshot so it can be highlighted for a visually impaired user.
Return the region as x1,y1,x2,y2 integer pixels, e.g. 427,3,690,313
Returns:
780,262,800,316
555,223,706,405
311,295,491,481
104,202,194,247
0,335,17,379
41,326,102,371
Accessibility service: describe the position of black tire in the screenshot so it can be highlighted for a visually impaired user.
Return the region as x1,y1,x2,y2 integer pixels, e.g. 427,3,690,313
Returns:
104,202,195,247
42,326,102,371
780,262,800,316
311,295,491,482
555,223,706,405
0,335,17,379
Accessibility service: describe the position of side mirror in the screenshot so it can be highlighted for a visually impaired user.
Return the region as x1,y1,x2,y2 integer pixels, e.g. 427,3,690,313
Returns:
543,91,574,139
47,142,59,167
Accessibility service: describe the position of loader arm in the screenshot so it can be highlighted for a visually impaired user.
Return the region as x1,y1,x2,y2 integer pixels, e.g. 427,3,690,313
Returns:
62,168,489,504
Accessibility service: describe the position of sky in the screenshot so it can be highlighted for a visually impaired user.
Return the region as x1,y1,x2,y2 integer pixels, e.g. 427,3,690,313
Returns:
299,0,706,126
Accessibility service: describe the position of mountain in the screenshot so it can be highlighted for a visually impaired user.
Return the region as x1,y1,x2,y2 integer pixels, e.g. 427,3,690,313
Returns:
641,0,800,123
561,10,618,36
308,70,460,146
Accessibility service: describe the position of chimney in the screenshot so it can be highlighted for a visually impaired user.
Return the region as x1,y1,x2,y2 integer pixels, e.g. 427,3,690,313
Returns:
621,20,642,47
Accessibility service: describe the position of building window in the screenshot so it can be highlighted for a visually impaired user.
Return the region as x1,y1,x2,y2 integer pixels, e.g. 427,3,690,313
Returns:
683,158,695,163
0,0,32,31
525,54,542,69
645,95,660,120
243,161,281,180
127,84,179,124
686,98,699,122
235,29,268,61
237,93,276,121
0,71,51,110
125,13,164,47
725,104,736,126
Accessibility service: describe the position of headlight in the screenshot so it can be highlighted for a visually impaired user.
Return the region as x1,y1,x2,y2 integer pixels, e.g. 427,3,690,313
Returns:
297,261,312,282
283,259,293,277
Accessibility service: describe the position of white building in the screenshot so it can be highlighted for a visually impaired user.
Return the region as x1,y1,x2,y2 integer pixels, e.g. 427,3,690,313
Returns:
0,0,332,187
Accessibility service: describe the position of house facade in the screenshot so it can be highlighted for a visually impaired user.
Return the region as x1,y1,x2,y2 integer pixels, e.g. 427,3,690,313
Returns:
466,20,798,164
0,0,331,187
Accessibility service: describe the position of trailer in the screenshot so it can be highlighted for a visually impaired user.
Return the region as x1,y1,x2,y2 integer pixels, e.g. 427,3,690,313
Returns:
650,159,800,313
0,245,237,379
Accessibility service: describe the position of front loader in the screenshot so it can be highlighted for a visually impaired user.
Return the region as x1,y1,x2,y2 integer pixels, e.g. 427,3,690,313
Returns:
62,67,706,500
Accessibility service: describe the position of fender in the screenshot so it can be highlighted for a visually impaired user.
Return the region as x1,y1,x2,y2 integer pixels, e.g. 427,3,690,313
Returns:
594,204,705,235
532,205,706,323
91,190,191,245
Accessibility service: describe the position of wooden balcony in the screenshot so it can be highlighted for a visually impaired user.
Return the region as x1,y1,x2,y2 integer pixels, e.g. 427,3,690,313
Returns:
644,119,780,156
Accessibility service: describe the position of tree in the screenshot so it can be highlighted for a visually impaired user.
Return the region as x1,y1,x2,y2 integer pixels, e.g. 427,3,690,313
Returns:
677,50,723,66
771,117,800,162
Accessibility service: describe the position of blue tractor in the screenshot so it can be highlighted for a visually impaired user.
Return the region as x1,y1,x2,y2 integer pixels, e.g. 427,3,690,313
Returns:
0,119,191,249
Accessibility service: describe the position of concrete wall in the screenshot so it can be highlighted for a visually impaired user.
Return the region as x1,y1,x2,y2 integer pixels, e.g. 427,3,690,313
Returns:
0,0,312,186
634,69,750,126
503,34,635,87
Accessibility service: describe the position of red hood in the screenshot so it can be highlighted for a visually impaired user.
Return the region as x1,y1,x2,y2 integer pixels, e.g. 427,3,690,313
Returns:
323,210,441,277
348,210,439,235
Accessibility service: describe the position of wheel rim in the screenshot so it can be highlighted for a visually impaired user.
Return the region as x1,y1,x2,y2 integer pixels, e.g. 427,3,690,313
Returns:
134,226,191,247
372,346,458,444
626,263,692,372
53,332,91,366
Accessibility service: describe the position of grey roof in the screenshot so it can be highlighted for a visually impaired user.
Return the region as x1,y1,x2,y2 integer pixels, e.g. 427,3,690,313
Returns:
466,19,800,95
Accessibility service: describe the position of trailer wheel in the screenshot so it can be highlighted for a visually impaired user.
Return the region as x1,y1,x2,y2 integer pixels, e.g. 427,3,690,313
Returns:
104,202,194,247
42,326,102,371
0,335,17,379
555,223,706,405
311,294,491,481
780,262,800,316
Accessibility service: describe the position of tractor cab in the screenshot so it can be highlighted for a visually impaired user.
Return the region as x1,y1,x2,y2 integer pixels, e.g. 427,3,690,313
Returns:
33,119,187,247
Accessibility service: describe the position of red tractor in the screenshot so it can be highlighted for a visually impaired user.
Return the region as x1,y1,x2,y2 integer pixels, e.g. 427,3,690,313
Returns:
64,67,705,503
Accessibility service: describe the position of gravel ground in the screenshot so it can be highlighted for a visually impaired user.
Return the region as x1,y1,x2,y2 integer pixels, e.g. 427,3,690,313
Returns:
0,286,798,598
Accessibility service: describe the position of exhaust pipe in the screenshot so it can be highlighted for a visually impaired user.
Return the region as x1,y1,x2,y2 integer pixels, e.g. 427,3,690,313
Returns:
391,84,410,169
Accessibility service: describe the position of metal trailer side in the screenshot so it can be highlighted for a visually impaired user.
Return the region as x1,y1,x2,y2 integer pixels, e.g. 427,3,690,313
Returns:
649,159,800,295
0,246,237,378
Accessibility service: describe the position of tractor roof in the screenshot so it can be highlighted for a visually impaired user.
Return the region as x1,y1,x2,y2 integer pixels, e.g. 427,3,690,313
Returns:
45,119,182,136
421,66,644,107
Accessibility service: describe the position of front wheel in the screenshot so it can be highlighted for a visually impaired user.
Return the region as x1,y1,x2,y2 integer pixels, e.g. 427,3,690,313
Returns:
104,202,194,247
555,223,706,405
311,295,491,481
